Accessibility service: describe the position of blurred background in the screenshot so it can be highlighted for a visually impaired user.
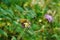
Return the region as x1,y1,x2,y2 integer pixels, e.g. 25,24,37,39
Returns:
0,0,60,40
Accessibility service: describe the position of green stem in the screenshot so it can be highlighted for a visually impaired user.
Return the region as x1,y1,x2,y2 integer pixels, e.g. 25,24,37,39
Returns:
17,28,27,40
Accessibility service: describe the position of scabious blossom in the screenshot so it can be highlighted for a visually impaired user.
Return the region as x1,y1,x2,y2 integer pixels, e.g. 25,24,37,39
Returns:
45,14,53,22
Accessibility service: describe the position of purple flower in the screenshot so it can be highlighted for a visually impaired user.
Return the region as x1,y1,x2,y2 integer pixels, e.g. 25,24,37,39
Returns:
45,14,53,22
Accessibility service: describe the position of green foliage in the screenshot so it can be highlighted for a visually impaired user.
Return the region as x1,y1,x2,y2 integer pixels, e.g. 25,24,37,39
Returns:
0,29,8,37
0,0,60,40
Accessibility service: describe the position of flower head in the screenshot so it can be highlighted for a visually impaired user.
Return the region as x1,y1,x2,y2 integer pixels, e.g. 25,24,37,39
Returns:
45,14,53,22
20,19,31,28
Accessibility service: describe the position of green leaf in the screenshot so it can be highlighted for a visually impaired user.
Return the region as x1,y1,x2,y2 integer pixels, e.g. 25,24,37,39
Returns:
15,5,24,13
25,10,36,20
0,7,7,15
32,24,40,30
11,36,17,40
0,29,8,37
34,4,41,13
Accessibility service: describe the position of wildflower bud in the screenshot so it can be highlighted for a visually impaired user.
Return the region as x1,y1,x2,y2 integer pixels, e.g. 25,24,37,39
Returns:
7,22,11,26
39,19,42,22
0,18,2,20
